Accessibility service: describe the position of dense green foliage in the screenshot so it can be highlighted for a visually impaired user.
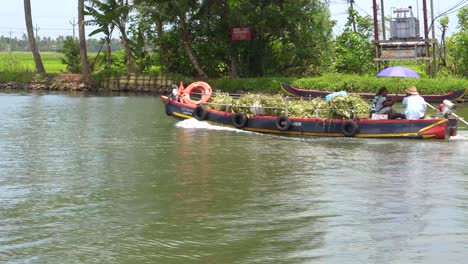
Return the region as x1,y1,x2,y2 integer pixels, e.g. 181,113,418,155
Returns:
86,0,135,73
1,52,467,96
0,71,34,82
208,74,468,95
58,37,82,73
134,0,334,78
209,77,296,93
1,2,468,84
291,74,468,94
333,7,374,75
92,50,128,73
447,6,468,77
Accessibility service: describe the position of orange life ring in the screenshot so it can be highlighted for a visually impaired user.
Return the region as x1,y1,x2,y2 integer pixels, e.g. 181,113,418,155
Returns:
178,81,212,106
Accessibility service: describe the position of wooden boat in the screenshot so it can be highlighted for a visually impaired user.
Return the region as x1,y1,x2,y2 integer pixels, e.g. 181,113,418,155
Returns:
281,83,467,103
161,82,458,140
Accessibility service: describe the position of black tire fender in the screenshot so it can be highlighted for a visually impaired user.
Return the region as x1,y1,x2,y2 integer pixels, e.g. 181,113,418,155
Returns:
232,113,248,128
193,105,208,120
164,99,172,116
275,115,291,131
341,120,359,137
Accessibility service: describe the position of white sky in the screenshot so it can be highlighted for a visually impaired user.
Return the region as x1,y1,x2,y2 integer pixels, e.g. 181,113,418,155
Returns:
0,0,466,39
0,0,97,39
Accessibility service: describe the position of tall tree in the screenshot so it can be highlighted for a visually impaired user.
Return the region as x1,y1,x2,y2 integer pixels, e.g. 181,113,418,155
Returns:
134,0,208,78
162,0,208,78
449,6,468,77
23,0,45,74
87,0,135,73
117,0,136,73
134,0,333,78
438,15,449,67
334,7,374,75
85,0,115,70
78,0,90,76
221,0,334,76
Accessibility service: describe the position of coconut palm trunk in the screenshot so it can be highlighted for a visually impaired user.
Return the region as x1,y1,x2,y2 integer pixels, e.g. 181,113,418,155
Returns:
106,37,112,70
179,16,208,79
119,29,135,73
23,0,45,74
78,0,90,77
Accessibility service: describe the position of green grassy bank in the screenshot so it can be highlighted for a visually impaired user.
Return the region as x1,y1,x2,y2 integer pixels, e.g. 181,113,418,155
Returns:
0,52,66,73
1,52,467,96
208,74,468,95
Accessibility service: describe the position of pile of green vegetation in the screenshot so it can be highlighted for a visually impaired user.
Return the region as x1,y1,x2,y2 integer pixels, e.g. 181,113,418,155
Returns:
206,93,370,119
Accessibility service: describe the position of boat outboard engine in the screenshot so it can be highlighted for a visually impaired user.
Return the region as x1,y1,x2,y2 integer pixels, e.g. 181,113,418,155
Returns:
439,100,456,118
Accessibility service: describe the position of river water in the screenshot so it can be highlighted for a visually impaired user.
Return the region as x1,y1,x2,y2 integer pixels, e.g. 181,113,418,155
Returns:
0,92,467,264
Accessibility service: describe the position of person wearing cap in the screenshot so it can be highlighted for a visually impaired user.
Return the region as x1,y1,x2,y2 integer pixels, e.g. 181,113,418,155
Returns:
402,86,427,119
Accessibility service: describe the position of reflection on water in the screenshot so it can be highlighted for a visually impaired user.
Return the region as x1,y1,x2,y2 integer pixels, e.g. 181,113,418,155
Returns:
0,93,467,264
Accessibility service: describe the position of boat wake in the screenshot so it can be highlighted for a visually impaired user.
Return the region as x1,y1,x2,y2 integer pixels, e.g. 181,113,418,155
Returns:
175,119,468,141
175,118,244,132
450,131,468,141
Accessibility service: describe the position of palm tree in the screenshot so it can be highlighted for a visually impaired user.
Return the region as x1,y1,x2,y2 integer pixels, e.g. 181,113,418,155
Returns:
85,1,114,70
78,0,90,77
87,0,135,72
439,16,449,67
23,0,45,74
117,0,135,73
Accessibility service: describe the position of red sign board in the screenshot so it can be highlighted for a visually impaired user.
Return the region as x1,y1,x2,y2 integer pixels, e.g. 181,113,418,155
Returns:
231,27,251,41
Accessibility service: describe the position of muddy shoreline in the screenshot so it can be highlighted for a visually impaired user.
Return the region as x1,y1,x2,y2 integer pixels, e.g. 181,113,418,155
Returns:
0,74,92,91
0,73,174,94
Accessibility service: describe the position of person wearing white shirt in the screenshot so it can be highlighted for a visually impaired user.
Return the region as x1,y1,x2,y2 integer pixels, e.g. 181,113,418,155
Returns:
402,86,426,119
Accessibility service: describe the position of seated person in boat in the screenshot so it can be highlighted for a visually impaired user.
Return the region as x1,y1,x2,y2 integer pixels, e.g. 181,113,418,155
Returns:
403,86,427,119
370,87,399,118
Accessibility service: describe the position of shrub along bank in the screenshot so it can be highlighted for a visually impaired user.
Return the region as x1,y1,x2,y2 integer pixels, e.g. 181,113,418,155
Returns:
209,74,468,97
1,72,467,101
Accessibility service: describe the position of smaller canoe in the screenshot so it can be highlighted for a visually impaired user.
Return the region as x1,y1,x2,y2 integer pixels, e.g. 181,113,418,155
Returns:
281,83,467,103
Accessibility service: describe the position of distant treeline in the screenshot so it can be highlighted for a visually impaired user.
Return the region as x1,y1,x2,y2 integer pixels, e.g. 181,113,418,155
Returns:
0,35,122,53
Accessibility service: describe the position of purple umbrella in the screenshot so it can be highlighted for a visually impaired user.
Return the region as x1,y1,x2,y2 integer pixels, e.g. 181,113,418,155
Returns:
377,66,420,78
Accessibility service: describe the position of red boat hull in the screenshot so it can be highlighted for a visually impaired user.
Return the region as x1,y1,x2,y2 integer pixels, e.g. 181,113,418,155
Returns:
162,96,456,140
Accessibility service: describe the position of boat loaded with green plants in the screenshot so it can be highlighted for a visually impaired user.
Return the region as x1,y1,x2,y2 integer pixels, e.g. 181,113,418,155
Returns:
161,82,460,140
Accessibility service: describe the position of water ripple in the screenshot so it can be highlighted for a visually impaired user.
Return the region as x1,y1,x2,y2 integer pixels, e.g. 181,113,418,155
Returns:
1,94,467,263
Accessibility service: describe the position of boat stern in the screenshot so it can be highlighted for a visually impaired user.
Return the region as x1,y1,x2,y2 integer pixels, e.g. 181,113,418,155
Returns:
418,119,450,139
448,118,458,137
